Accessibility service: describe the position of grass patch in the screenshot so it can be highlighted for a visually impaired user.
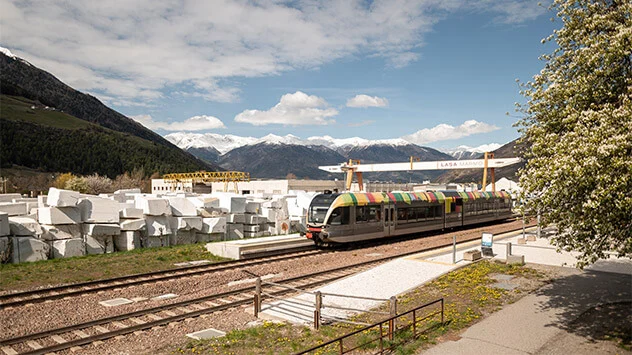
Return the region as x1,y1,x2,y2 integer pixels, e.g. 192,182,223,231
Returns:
0,243,228,292
0,95,93,130
174,261,548,354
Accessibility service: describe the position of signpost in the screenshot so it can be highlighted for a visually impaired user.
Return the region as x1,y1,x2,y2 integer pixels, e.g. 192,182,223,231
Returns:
481,232,494,257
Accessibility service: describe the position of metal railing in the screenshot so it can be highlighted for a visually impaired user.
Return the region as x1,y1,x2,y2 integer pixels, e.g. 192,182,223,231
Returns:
252,277,396,330
295,298,444,355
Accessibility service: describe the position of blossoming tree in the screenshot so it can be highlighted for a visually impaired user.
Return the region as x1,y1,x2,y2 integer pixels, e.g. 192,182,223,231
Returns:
517,0,631,267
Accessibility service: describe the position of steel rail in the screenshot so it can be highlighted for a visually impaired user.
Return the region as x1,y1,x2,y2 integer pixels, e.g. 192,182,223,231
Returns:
0,248,324,308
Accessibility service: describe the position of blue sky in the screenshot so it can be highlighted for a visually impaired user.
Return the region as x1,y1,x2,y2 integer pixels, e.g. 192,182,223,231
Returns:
1,0,558,150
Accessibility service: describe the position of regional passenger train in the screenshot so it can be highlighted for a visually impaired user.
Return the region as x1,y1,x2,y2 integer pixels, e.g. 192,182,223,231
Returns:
305,191,513,245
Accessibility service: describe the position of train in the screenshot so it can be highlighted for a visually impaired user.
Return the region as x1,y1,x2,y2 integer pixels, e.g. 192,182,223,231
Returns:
305,190,513,245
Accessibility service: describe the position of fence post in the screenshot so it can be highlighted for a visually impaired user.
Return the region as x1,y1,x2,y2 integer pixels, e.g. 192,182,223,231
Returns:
389,296,397,341
314,291,322,330
254,277,262,317
452,235,457,264
506,242,512,258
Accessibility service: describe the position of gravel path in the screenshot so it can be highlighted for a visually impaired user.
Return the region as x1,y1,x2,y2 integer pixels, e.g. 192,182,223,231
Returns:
0,220,530,353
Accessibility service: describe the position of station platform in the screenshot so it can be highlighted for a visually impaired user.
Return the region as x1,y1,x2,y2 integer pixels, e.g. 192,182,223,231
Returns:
205,233,315,259
258,227,632,334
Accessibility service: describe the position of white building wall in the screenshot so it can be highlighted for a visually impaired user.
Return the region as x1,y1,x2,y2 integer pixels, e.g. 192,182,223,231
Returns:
151,179,193,193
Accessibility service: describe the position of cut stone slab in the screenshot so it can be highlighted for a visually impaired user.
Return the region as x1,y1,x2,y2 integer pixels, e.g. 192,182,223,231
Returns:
47,188,80,207
201,217,226,234
244,224,260,233
99,298,134,307
145,216,172,236
51,238,85,259
245,202,262,214
186,328,226,340
169,230,196,245
0,212,9,236
0,202,27,216
0,193,22,203
120,207,143,219
84,235,114,254
166,197,198,217
491,282,518,290
0,237,9,263
11,237,50,263
38,206,81,225
507,254,525,265
135,196,170,216
227,214,246,224
245,214,261,225
227,224,244,240
8,216,43,236
83,223,120,236
41,224,82,240
143,235,170,248
169,216,202,231
37,195,48,208
78,197,120,223
151,293,178,301
230,197,247,213
114,231,141,251
120,218,146,231
490,274,515,281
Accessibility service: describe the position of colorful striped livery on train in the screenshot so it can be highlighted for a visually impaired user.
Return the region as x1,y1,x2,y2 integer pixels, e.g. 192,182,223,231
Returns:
305,191,513,245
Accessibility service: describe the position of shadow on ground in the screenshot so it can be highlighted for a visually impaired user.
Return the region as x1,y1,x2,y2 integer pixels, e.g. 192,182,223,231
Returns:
535,270,631,346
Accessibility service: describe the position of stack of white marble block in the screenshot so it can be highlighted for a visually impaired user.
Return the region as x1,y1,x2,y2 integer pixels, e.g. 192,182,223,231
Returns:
0,188,314,263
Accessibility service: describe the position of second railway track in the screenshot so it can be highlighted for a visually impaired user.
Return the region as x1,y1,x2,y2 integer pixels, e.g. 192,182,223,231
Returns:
0,248,326,309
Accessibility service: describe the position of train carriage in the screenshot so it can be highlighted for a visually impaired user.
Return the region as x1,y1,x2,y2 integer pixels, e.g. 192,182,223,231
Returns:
305,190,513,245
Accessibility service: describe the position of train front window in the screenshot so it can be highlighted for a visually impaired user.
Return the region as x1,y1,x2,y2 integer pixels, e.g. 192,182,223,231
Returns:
307,193,340,224
309,207,329,223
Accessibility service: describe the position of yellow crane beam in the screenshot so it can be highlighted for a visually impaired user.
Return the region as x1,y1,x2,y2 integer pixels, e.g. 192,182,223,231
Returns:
162,171,250,192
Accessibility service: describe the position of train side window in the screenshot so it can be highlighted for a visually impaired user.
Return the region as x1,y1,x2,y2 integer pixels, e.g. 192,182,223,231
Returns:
397,208,409,223
329,207,350,225
368,206,380,222
356,206,368,223
390,208,395,222
385,208,389,222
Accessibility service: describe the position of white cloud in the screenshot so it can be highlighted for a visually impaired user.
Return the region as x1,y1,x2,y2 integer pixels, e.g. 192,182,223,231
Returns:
234,91,338,126
0,1,546,106
402,120,499,145
131,114,226,131
346,95,389,108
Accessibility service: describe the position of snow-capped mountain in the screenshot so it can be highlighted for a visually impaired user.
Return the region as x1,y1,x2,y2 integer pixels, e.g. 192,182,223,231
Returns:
442,144,503,160
165,132,258,154
165,132,421,154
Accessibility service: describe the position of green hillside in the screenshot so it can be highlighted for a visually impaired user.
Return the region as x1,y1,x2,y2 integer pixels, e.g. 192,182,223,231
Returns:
0,95,209,177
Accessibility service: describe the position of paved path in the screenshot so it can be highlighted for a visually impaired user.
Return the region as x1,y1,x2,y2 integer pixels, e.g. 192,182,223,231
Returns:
422,264,631,354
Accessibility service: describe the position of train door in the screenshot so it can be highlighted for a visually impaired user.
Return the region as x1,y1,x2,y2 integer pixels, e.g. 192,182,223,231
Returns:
383,203,394,236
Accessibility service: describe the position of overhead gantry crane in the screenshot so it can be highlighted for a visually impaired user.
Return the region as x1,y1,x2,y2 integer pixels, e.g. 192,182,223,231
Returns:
319,155,521,192
162,171,250,192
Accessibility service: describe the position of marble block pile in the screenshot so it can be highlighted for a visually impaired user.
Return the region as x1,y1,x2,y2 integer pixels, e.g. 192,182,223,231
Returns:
0,188,315,264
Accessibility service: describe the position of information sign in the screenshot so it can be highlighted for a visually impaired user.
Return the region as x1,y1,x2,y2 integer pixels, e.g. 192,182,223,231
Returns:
481,232,494,257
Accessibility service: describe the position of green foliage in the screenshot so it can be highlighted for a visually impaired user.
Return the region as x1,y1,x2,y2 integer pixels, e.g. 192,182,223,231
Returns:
64,175,88,193
0,115,209,178
516,0,632,267
53,172,76,189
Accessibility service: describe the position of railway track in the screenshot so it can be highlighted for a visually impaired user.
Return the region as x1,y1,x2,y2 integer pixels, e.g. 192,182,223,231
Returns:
0,226,533,355
0,248,326,309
